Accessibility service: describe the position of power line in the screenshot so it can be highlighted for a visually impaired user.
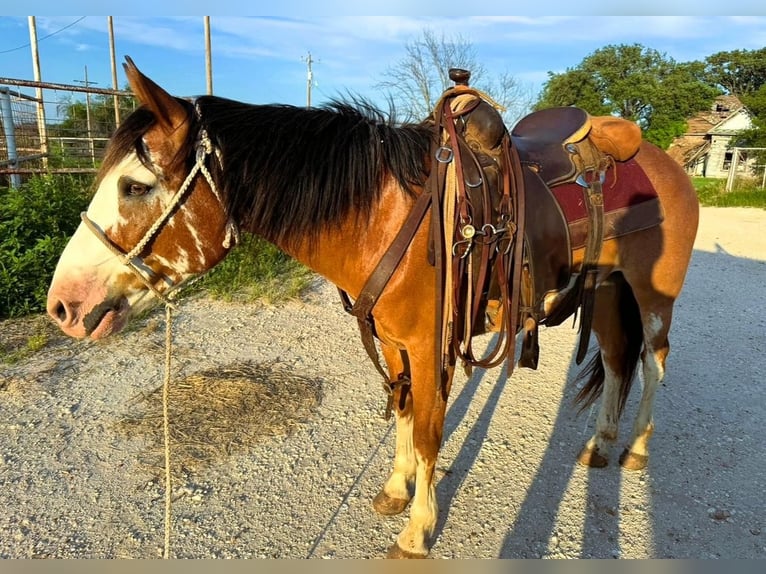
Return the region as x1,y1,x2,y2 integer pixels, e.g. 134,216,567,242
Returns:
0,16,86,55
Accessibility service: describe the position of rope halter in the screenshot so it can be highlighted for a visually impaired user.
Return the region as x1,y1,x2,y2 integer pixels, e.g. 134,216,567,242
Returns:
80,128,239,308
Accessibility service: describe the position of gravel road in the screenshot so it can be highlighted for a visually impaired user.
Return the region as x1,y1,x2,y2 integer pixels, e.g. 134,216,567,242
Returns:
1,206,764,559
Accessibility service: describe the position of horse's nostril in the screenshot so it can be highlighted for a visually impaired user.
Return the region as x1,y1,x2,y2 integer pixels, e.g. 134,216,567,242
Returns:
54,301,68,323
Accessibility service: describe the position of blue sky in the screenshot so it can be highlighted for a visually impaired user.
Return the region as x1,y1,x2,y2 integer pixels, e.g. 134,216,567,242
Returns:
1,16,766,113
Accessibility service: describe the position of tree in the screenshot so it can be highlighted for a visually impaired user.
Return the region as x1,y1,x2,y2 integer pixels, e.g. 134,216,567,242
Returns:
376,29,534,128
733,84,766,164
535,44,720,149
55,91,138,139
704,48,766,97
50,89,138,169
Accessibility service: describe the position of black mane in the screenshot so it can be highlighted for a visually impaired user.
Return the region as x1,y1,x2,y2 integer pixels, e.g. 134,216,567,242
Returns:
101,95,433,249
197,96,433,248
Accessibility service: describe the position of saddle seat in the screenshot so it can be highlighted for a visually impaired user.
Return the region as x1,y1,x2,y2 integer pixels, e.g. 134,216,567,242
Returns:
512,106,642,187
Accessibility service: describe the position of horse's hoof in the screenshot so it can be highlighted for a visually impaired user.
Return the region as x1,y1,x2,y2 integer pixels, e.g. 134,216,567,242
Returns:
386,542,427,559
619,448,648,470
373,491,410,516
577,445,609,468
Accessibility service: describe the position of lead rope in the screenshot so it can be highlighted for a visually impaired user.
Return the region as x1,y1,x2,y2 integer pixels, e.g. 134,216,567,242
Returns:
79,128,238,560
163,303,173,559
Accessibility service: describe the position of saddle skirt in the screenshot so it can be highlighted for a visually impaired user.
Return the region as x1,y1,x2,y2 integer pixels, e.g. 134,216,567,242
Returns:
552,157,664,251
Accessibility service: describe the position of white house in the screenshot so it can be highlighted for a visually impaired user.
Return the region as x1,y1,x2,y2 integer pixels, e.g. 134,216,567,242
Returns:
667,95,753,178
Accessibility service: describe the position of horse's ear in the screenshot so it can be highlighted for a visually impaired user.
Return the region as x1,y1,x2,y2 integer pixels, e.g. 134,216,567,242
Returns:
123,56,188,139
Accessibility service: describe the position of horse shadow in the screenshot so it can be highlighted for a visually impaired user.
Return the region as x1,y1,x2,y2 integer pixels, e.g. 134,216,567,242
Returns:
432,244,766,558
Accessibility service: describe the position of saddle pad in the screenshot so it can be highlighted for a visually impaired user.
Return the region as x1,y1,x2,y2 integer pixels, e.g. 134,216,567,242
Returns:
551,158,664,250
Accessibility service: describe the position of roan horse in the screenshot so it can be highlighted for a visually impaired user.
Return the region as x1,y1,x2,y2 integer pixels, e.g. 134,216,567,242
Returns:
46,58,699,558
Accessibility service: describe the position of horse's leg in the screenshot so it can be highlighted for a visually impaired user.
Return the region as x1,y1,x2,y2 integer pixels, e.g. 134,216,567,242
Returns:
618,298,673,471
577,275,642,468
373,343,415,516
615,143,699,470
387,351,453,558
617,224,695,470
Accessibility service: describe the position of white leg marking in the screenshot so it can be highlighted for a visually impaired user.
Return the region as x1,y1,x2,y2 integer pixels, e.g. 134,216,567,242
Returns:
585,360,621,454
628,313,666,457
396,451,437,556
382,411,415,502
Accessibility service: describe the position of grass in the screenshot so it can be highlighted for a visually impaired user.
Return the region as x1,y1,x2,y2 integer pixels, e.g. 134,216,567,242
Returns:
692,177,766,208
185,233,315,304
0,314,64,365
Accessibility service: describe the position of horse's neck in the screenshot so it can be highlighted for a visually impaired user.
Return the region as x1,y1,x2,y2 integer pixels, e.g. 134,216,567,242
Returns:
286,180,418,297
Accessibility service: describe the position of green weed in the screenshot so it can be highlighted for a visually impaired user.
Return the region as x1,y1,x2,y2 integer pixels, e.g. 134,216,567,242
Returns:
692,177,766,208
187,233,314,304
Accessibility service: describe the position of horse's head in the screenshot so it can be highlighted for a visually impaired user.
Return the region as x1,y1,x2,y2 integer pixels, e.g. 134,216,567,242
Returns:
46,57,234,339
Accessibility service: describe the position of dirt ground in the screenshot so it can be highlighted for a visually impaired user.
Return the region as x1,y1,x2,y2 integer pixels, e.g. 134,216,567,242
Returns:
0,206,764,559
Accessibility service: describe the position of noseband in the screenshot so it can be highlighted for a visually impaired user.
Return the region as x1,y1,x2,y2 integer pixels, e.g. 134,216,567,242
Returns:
80,128,239,307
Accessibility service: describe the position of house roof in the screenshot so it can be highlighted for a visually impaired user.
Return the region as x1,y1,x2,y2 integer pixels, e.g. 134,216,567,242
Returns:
667,95,750,167
682,95,746,136
708,107,751,135
667,136,708,165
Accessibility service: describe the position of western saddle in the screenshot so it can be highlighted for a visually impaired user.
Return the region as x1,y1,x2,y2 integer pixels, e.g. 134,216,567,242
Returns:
341,68,643,418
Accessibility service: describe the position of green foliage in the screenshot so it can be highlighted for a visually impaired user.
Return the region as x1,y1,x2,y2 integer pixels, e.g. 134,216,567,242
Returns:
186,233,314,304
643,117,689,151
535,43,719,148
0,316,54,365
534,68,611,115
0,176,91,319
704,48,766,96
692,177,766,208
45,92,139,170
731,85,766,165
53,92,138,139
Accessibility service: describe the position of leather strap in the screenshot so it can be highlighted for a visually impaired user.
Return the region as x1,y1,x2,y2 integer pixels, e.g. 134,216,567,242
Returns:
574,172,605,364
338,187,433,416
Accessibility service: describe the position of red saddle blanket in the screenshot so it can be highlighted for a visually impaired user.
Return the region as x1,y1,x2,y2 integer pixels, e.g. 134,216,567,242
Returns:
551,158,663,250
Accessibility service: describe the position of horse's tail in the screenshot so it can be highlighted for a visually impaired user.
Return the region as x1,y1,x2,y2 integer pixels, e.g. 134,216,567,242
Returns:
574,273,643,416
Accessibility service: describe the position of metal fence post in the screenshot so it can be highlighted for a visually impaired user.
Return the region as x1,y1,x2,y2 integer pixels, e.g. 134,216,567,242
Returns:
0,87,22,188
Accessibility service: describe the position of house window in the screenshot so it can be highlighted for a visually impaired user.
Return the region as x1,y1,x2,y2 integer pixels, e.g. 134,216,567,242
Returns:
723,151,732,171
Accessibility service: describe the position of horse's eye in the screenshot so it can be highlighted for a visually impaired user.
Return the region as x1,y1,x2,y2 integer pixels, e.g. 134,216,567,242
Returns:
128,183,151,196
119,177,153,197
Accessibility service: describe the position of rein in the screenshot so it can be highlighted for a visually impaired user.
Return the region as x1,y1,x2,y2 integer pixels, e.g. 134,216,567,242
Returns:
433,87,526,374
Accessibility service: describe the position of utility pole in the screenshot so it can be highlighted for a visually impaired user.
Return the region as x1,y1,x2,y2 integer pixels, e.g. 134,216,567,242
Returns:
74,66,96,167
302,52,316,107
28,16,48,169
108,16,120,126
204,16,213,95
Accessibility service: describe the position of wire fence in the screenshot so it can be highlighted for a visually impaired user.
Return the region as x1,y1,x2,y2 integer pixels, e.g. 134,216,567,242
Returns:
0,78,136,188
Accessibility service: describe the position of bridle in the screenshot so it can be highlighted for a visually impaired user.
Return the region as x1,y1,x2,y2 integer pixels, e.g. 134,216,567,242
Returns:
80,126,239,308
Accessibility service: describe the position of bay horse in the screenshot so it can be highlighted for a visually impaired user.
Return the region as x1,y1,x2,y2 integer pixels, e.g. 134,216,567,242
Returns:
46,58,699,558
